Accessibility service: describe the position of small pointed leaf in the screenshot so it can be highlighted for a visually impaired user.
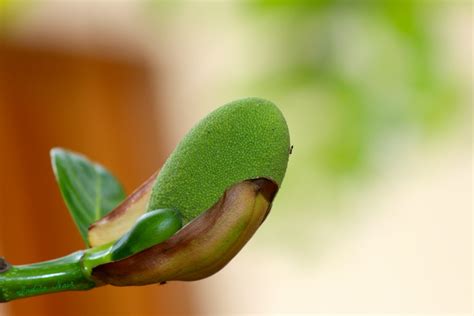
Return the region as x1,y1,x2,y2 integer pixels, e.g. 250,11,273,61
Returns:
51,148,126,246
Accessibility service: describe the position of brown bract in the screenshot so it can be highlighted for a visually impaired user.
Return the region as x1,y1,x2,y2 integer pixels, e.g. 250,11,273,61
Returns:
91,179,277,286
88,173,158,247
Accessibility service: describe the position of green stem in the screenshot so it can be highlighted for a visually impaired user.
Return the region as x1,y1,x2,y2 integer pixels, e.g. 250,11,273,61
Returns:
0,251,97,302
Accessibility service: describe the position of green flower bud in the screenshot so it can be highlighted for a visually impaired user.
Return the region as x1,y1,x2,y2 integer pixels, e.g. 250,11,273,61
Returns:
110,209,182,261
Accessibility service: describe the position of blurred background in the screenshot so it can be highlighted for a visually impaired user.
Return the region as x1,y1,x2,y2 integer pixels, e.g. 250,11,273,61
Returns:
0,0,471,315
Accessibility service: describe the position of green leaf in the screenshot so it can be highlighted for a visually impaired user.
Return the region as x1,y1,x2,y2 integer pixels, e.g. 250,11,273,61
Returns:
51,148,126,246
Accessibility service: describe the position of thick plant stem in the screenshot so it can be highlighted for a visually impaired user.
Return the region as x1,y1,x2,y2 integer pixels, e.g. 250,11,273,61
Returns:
0,251,97,302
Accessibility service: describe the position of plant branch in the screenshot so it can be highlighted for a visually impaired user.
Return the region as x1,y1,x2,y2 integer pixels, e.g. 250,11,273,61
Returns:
0,251,96,302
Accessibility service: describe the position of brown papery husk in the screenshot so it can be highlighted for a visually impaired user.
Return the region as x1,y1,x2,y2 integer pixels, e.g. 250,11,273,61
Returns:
92,178,277,286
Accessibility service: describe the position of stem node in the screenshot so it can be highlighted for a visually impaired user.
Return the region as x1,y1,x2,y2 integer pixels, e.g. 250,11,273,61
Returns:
0,257,10,273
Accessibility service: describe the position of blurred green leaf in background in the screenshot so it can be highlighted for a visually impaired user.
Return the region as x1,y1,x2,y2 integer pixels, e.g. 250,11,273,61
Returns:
247,0,461,175
230,0,469,254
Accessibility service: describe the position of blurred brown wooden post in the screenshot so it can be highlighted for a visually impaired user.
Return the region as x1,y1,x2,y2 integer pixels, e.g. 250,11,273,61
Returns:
0,40,195,315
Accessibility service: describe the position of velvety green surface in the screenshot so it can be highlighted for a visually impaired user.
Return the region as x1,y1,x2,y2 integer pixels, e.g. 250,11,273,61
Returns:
148,97,290,223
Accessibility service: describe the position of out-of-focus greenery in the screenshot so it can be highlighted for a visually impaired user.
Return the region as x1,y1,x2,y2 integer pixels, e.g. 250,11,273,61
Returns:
246,0,461,179
229,1,468,253
0,0,31,30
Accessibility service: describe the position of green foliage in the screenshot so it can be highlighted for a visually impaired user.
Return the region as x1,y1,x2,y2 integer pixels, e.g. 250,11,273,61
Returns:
51,148,126,246
245,0,461,180
232,1,468,253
